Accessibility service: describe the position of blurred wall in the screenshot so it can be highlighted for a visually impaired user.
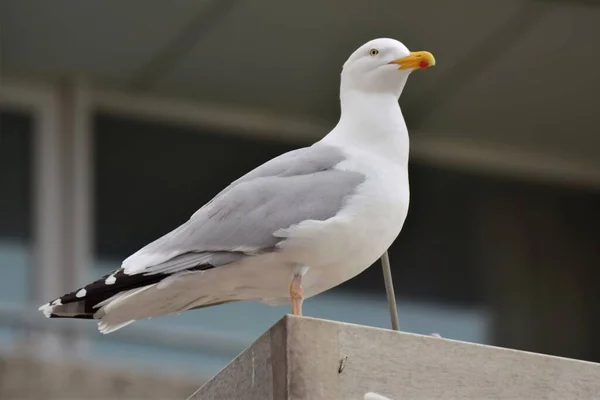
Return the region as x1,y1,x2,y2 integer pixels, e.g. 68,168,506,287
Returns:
0,352,198,400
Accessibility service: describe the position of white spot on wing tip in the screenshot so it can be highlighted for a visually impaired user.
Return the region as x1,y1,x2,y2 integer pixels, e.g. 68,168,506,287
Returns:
52,298,62,306
38,303,54,318
105,275,116,285
76,288,87,298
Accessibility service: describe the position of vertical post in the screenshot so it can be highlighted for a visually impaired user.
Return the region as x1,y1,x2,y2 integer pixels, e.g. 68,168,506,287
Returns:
30,84,65,358
17,79,93,358
381,251,400,331
57,78,93,357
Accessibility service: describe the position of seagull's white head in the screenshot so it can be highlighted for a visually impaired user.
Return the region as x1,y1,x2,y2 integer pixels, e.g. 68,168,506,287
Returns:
341,38,435,97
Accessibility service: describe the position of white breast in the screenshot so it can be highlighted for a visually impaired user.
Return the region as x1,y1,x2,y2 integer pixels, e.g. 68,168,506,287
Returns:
277,149,410,297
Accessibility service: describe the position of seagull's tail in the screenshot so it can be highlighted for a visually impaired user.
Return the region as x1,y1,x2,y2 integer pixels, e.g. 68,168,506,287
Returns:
37,268,179,331
39,267,238,334
91,271,237,333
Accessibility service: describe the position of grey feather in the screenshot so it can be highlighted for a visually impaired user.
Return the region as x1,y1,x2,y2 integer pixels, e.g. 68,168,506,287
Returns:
227,144,349,184
122,143,364,275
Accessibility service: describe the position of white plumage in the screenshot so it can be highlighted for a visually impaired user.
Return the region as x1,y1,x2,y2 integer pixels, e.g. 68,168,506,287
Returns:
38,38,435,333
364,392,393,400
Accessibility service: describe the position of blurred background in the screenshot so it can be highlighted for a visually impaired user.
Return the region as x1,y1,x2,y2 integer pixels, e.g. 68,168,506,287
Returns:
1,0,599,398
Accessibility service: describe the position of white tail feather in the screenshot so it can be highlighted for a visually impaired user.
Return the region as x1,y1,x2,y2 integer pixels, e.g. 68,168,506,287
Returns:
97,319,135,334
364,393,393,400
92,272,228,333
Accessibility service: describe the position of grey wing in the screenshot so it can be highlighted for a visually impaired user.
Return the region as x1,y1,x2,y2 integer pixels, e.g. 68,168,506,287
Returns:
122,143,365,275
191,143,350,211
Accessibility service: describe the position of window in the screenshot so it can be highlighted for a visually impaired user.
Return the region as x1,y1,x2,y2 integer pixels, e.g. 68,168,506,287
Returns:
0,110,33,349
0,110,33,305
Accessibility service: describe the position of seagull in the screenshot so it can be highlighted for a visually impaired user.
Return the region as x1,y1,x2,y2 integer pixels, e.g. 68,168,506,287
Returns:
39,38,435,334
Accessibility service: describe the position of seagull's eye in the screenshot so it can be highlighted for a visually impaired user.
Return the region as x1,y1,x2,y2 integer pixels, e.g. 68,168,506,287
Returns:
369,49,379,56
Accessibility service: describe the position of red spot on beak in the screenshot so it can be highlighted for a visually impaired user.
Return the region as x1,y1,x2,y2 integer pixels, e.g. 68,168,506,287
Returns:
419,60,429,69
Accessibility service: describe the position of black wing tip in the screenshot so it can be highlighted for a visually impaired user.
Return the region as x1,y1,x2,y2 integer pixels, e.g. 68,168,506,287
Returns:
49,314,95,320
41,262,220,317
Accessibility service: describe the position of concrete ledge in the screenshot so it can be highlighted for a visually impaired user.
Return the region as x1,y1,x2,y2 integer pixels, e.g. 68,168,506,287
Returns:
191,315,600,399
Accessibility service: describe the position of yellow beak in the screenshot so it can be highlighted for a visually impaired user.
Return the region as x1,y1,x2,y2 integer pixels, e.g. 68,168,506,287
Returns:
389,51,436,70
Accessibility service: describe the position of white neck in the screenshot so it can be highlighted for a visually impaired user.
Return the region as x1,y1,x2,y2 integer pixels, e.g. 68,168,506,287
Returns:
321,89,410,167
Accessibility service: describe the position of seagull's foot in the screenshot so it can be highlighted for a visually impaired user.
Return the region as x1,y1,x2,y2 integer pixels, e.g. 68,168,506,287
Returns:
289,272,304,316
